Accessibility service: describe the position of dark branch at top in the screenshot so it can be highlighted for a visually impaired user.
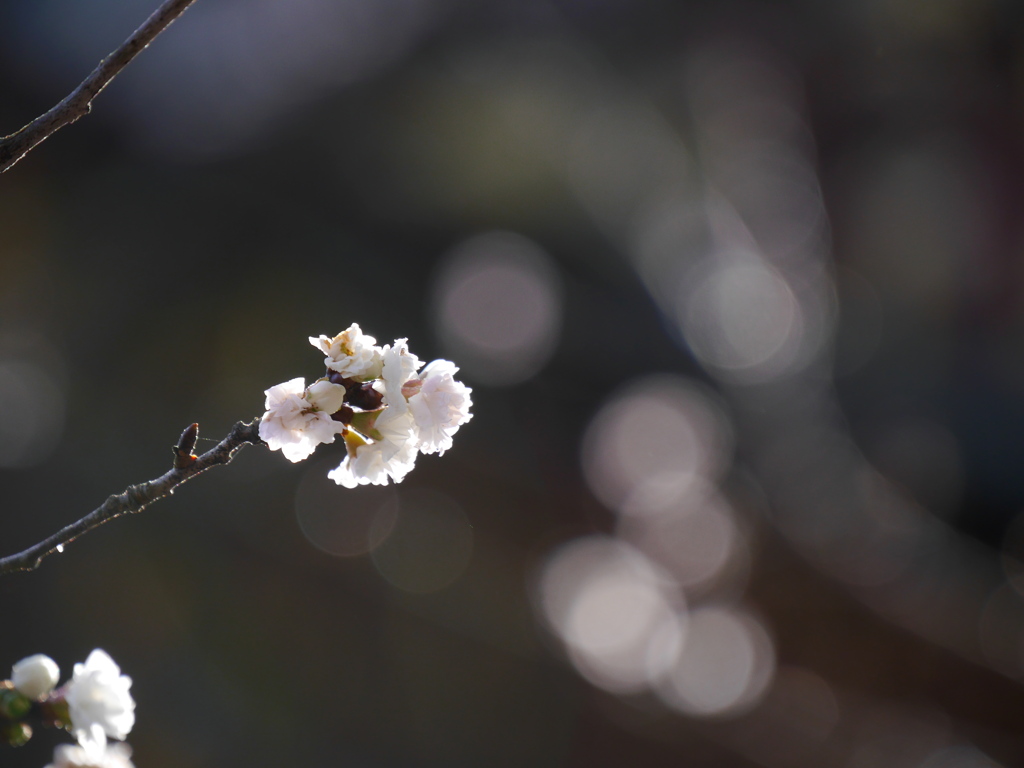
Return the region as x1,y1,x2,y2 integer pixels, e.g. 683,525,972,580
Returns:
0,0,199,174
0,419,264,575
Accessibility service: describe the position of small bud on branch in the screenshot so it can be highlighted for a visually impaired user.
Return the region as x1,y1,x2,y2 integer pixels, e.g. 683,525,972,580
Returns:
172,422,199,468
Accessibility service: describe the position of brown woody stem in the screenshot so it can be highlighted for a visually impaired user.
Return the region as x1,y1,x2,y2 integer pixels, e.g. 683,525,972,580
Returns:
0,0,199,174
0,419,263,575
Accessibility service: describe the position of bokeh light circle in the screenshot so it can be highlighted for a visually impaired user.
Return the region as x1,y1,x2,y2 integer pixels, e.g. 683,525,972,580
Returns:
656,605,775,718
680,260,803,382
432,231,563,386
295,457,399,557
371,488,474,594
537,536,685,694
581,375,733,512
617,480,745,594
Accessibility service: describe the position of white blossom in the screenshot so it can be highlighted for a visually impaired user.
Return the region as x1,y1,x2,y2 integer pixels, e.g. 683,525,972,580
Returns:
328,410,419,488
407,360,473,455
328,442,395,488
64,650,135,761
45,743,135,768
373,339,422,415
259,377,346,463
11,653,60,700
374,407,420,460
309,324,383,381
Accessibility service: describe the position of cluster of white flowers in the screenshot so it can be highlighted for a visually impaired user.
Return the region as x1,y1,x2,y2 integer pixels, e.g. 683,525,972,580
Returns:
9,649,135,767
260,324,473,487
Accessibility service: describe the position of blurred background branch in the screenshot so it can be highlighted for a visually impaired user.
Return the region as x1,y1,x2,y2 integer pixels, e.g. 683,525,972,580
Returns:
0,0,197,174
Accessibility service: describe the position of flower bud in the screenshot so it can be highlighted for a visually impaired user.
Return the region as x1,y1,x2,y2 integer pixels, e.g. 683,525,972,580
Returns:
0,686,32,720
305,379,346,414
346,381,384,411
12,654,60,699
1,721,32,747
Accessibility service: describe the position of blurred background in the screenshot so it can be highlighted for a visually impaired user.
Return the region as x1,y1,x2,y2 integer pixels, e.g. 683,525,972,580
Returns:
2,0,1024,765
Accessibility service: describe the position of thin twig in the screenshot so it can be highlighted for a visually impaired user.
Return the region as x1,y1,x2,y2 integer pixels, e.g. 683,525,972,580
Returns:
0,0,199,174
0,420,264,575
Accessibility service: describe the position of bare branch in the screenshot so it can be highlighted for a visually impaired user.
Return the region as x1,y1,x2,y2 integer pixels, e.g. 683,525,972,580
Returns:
0,419,264,575
0,0,199,174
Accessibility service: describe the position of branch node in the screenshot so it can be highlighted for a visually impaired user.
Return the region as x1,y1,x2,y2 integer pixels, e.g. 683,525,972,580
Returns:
126,484,149,512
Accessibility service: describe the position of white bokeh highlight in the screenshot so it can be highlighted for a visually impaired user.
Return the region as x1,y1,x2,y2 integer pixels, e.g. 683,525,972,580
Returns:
655,605,775,718
581,376,733,512
432,231,562,386
538,536,685,694
680,259,803,381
